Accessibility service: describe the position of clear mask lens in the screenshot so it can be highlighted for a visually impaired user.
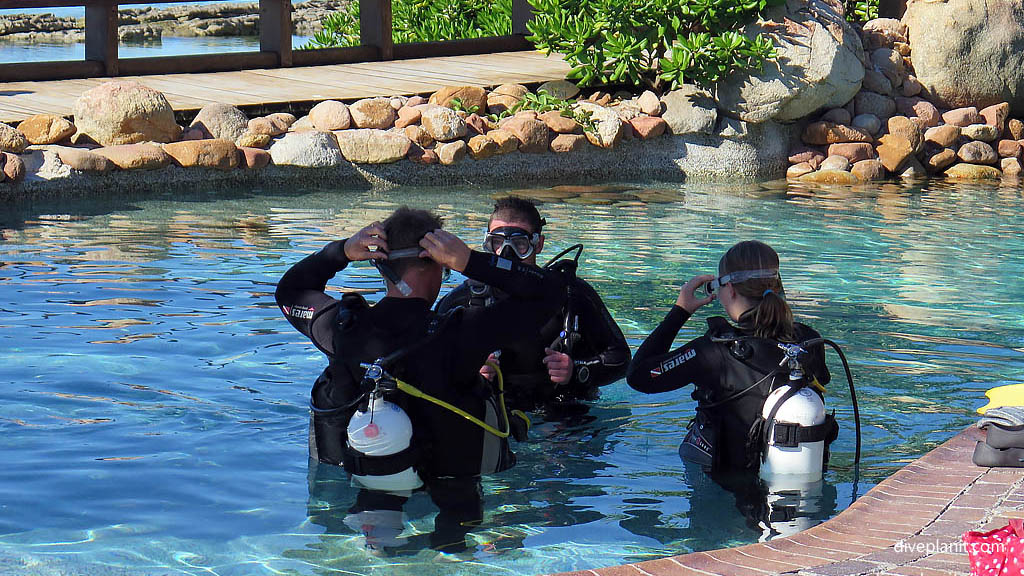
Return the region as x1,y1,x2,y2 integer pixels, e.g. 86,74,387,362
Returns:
483,227,537,259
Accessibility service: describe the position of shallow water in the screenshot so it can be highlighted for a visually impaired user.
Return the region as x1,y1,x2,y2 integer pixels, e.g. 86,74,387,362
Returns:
1,180,1022,575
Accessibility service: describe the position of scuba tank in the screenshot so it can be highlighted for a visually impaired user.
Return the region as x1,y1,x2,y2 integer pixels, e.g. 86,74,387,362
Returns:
346,395,423,492
759,385,827,481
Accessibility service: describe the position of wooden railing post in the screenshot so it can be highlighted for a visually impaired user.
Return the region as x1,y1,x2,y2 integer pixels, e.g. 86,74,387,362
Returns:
512,0,532,36
359,0,394,60
85,0,118,76
878,0,907,19
260,0,293,67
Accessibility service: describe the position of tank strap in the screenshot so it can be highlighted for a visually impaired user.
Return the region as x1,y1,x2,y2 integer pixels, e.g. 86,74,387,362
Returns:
342,444,420,477
769,418,834,448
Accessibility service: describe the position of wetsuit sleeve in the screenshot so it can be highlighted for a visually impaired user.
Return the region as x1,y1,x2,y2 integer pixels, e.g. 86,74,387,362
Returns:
569,280,631,387
626,305,714,394
274,240,349,356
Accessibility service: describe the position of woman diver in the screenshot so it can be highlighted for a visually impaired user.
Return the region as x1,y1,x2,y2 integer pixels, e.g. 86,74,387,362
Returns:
626,240,836,476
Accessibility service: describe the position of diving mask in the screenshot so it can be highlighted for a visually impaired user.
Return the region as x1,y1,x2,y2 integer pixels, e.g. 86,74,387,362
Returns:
483,226,539,260
386,247,450,282
701,268,779,297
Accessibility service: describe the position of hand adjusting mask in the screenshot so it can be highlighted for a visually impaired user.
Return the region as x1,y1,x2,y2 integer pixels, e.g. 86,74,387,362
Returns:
483,226,539,260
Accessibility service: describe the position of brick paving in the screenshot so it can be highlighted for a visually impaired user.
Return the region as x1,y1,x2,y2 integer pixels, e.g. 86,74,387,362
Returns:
553,426,1024,576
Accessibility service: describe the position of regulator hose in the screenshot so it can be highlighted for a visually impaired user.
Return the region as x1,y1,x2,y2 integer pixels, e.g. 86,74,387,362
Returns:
800,337,862,466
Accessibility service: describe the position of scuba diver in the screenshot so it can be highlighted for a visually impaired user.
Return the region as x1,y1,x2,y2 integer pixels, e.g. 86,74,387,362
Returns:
435,196,631,419
276,207,569,550
627,241,856,538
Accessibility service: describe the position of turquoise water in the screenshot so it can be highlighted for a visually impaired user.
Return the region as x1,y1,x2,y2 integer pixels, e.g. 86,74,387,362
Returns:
1,181,1022,575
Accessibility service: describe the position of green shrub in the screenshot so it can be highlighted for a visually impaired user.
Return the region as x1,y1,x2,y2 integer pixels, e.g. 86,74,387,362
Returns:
845,0,879,23
302,0,512,49
526,0,785,90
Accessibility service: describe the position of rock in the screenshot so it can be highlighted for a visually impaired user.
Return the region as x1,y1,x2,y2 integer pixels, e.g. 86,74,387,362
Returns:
1001,157,1023,176
870,48,905,86
852,113,882,136
629,116,668,140
420,105,468,142
851,158,887,180
799,169,859,184
789,145,826,165
819,154,850,171
1009,118,1024,140
487,129,519,154
899,156,927,179
389,97,405,111
945,163,1002,179
55,146,114,172
894,97,940,127
239,146,271,170
437,140,467,165
716,117,751,140
430,86,487,113
888,116,924,154
549,133,586,153
926,148,957,172
487,84,528,115
901,75,923,97
998,139,1021,158
537,80,580,100
714,0,864,123
466,135,498,160
236,132,271,149
394,106,421,129
862,69,893,96
958,141,998,164
95,142,172,170
638,90,663,116
821,108,852,125
334,129,411,164
893,41,912,57
854,91,896,120
941,107,983,127
828,142,875,163
962,123,1000,142
465,113,488,136
17,114,76,145
268,131,343,167
801,121,872,145
876,134,914,172
349,98,396,129
925,125,961,148
0,122,29,154
862,18,908,49
611,102,642,123
248,116,289,136
73,80,181,146
2,152,25,181
406,95,428,107
980,102,1010,133
787,162,815,178
904,0,1024,114
290,115,315,132
501,114,551,153
575,102,624,148
408,146,439,165
182,127,205,141
189,103,248,141
309,100,352,131
163,139,239,170
660,86,718,135
269,113,296,128
539,110,582,134
404,126,434,149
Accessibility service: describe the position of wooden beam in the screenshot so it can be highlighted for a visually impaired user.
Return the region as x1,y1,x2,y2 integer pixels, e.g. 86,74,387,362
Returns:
291,46,380,67
512,0,532,36
84,1,118,76
392,36,532,60
259,0,293,67
359,0,394,60
0,60,105,82
117,52,279,76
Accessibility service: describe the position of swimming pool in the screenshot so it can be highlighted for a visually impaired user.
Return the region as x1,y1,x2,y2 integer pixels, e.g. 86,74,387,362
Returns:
1,181,1021,575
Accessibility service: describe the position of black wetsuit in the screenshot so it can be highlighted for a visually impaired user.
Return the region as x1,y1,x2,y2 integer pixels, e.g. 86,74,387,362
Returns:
435,270,630,413
626,306,830,472
276,240,567,480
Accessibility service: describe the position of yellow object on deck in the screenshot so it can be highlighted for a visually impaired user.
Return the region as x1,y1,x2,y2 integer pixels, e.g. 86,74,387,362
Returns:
977,383,1024,414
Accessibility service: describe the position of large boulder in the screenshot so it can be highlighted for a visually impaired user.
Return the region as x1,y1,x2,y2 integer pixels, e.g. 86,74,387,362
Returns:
574,102,624,148
18,114,76,145
334,129,411,164
189,103,248,141
163,139,239,170
268,131,343,167
661,86,718,135
904,0,1024,114
429,86,487,113
73,80,181,146
420,105,468,142
714,0,864,123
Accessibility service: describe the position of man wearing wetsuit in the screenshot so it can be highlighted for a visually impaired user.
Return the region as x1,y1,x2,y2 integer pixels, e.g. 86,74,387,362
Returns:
276,206,568,484
435,197,630,416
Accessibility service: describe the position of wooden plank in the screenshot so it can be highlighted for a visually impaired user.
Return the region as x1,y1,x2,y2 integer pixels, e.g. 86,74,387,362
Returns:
359,0,394,61
259,0,293,67
84,1,118,77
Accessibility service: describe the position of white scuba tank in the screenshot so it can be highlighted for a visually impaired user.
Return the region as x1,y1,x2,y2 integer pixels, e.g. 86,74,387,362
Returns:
346,397,423,492
759,385,826,481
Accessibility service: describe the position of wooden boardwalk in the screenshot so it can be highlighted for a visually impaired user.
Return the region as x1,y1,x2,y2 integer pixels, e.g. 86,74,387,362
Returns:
0,50,570,124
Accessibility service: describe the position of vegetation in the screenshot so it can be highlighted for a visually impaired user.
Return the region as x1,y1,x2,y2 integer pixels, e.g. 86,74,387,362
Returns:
845,0,879,23
526,0,785,90
301,0,511,49
487,90,597,133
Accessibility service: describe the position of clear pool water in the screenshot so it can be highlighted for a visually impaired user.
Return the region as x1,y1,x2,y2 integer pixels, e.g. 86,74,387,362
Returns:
1,181,1022,575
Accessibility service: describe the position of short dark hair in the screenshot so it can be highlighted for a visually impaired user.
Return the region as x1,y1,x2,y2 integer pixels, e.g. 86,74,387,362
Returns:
382,206,443,275
490,196,546,233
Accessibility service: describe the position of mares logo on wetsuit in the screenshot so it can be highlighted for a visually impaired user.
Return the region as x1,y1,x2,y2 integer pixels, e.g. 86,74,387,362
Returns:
650,348,696,377
282,305,315,320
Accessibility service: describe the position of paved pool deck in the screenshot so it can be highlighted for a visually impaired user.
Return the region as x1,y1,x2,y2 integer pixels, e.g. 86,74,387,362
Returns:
556,426,1023,576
